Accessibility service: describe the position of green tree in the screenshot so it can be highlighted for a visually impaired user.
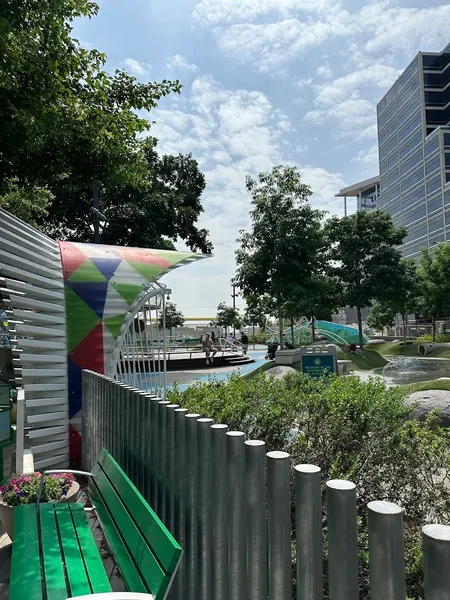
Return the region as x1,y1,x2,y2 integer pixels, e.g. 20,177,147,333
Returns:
325,210,407,348
243,297,268,346
0,1,212,252
158,302,185,333
367,260,420,342
417,244,450,342
215,303,242,335
235,165,326,348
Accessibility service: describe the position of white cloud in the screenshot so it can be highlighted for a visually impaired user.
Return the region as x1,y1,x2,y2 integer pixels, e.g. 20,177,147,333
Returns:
351,145,380,176
167,54,199,73
294,77,313,88
152,75,346,315
316,65,333,79
123,58,152,77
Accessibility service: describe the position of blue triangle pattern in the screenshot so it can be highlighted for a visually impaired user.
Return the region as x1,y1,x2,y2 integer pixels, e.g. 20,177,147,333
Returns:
67,357,82,419
66,281,109,319
91,257,123,281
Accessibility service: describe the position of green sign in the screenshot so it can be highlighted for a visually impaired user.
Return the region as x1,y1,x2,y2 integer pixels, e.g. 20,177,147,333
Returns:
301,354,336,379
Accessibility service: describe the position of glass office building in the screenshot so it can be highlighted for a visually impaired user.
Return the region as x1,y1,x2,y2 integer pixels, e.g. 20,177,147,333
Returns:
377,42,450,259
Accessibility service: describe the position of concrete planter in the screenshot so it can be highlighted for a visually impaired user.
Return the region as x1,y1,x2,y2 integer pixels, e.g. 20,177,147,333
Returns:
0,481,80,540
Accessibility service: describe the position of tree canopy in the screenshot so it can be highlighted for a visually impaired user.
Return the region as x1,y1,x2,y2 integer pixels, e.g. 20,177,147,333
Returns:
0,0,212,252
235,165,327,345
159,302,185,332
213,303,242,332
325,210,407,347
418,244,450,341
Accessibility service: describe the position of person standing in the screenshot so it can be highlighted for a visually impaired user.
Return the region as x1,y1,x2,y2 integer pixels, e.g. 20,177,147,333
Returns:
202,334,217,365
240,331,249,355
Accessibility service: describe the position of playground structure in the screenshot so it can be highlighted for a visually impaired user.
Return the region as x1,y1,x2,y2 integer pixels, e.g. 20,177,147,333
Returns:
270,317,370,347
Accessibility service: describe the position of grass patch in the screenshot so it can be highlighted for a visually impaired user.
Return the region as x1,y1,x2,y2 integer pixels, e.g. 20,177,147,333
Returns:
398,378,450,396
367,340,450,359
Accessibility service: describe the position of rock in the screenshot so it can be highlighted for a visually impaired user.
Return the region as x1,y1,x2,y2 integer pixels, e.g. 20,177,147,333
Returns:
367,339,386,345
405,390,450,427
264,365,297,380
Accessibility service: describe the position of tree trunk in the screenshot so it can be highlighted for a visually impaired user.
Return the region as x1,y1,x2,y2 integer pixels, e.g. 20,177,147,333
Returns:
279,316,284,349
311,314,316,344
290,318,295,347
402,315,407,345
432,316,436,342
253,324,255,350
357,306,364,349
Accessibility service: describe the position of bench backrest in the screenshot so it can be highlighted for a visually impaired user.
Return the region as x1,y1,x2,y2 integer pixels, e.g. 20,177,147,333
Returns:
89,448,182,600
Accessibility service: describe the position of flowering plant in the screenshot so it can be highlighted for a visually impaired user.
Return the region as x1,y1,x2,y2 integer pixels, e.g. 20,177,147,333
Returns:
0,472,74,506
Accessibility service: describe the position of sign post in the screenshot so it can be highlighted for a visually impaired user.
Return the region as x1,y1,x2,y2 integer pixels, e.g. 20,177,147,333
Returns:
300,346,337,379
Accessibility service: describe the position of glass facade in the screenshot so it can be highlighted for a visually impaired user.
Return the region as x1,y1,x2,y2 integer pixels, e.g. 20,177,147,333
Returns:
376,45,450,259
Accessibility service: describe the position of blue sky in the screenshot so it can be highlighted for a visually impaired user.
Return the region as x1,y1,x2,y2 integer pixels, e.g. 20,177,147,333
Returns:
75,0,450,319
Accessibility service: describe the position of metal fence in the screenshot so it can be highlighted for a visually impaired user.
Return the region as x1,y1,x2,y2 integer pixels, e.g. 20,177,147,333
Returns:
82,370,450,600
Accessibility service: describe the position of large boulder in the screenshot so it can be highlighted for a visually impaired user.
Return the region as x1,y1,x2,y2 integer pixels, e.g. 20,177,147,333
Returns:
264,365,297,380
405,388,450,427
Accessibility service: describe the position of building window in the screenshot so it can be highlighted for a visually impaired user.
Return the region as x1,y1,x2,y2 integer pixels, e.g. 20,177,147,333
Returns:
426,155,441,177
403,183,425,207
429,194,444,213
428,214,444,233
398,111,421,142
404,203,426,226
427,174,442,196
425,134,440,155
400,130,423,159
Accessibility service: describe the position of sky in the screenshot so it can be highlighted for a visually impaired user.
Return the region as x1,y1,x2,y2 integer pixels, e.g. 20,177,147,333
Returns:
75,0,450,319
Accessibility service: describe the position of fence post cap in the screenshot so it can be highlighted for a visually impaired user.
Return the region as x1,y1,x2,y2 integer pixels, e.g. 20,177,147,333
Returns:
367,500,403,515
294,463,320,474
245,439,265,447
267,450,290,460
423,524,450,541
197,417,214,423
211,423,228,430
326,479,356,491
227,430,246,437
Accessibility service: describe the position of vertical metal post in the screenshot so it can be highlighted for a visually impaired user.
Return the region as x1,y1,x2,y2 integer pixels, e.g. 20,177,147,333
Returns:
185,413,200,600
165,403,179,534
227,431,246,600
245,440,267,600
158,400,171,523
171,408,189,600
136,391,147,494
162,291,167,393
143,393,153,503
81,374,87,471
368,500,405,600
118,384,128,469
422,524,450,599
267,451,292,600
295,464,323,600
326,479,359,600
198,417,214,600
211,424,229,600
149,396,161,510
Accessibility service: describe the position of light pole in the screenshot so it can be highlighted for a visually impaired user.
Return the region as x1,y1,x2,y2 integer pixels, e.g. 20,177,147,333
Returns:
90,182,106,244
231,283,238,338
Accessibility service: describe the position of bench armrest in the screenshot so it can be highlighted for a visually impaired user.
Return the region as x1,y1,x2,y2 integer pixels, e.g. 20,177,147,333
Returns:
37,469,94,505
66,595,154,600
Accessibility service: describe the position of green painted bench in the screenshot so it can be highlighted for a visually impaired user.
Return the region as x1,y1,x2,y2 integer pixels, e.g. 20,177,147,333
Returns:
9,449,182,600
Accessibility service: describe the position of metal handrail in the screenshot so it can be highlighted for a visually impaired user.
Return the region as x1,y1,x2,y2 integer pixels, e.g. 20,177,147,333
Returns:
36,469,94,505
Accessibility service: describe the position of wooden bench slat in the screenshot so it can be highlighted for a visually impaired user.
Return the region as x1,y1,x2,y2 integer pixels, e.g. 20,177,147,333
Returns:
9,505,43,600
54,504,92,597
89,480,148,594
92,465,171,600
98,449,182,573
39,503,68,600
69,503,112,594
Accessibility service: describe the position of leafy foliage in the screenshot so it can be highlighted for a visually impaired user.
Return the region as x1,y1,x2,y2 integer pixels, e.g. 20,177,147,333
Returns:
0,179,52,227
168,373,450,599
325,211,407,348
0,1,212,252
213,302,242,331
0,472,74,506
159,302,185,331
417,244,450,341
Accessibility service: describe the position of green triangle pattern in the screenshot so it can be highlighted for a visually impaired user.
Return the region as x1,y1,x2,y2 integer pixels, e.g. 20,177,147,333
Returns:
65,286,101,353
127,260,165,282
149,250,195,264
69,258,108,283
114,283,145,306
104,313,127,340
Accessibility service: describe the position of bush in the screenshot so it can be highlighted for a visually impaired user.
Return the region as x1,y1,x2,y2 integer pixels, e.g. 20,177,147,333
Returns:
168,373,450,599
417,333,450,343
0,472,74,506
248,332,268,344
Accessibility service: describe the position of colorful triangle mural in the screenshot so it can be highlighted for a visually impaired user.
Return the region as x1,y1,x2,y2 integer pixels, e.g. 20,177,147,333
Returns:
91,257,122,281
69,259,108,283
64,286,101,353
59,242,88,281
66,281,109,319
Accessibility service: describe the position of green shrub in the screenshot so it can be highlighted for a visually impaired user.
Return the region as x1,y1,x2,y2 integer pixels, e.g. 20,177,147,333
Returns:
168,374,450,599
417,333,450,343
248,332,268,344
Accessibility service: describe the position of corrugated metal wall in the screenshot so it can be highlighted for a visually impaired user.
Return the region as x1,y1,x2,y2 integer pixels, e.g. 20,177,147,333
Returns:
0,209,69,469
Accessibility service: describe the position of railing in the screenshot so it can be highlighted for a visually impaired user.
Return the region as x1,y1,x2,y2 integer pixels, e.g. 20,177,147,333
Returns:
82,371,450,600
216,337,244,354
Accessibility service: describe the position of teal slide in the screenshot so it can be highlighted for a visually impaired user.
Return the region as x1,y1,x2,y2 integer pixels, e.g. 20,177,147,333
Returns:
271,320,369,346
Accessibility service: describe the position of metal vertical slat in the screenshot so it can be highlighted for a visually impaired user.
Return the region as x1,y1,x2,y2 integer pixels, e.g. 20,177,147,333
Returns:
295,464,323,600
171,407,189,600
267,451,292,600
422,524,450,599
136,391,148,494
158,400,171,522
211,424,229,600
368,500,405,600
185,413,200,600
118,384,128,469
124,387,134,477
327,479,359,600
227,431,247,600
143,393,153,503
198,417,214,600
81,372,88,470
166,403,180,534
130,387,139,484
150,396,161,510
245,440,267,600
